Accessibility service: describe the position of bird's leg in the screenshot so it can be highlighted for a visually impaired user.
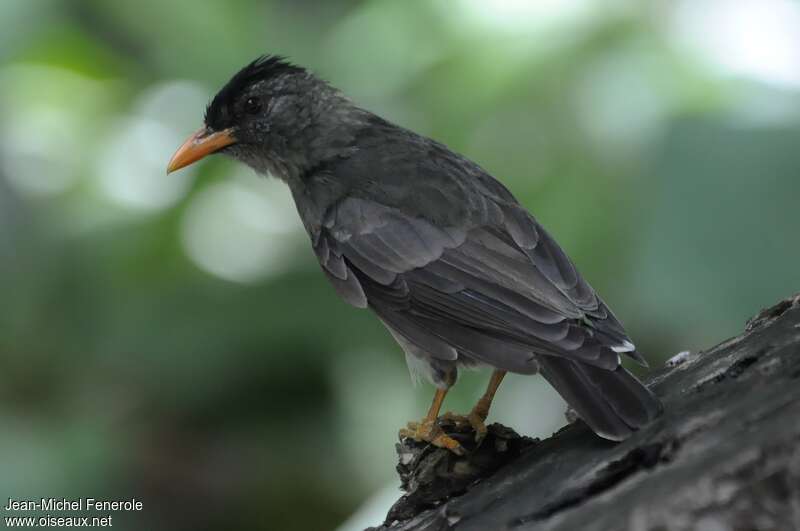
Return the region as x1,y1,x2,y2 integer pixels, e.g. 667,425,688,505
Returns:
399,387,464,455
443,370,506,441
470,370,506,438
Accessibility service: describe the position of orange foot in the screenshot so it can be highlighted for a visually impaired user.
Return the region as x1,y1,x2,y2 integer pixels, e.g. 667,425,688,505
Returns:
399,418,465,455
441,408,489,442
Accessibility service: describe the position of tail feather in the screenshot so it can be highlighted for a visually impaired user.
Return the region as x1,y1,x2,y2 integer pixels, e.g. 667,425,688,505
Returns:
538,355,662,441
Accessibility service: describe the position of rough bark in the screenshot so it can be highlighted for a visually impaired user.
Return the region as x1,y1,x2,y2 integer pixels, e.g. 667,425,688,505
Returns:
368,294,800,531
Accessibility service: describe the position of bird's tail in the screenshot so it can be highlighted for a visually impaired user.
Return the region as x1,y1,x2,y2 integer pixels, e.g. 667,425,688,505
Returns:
538,355,662,441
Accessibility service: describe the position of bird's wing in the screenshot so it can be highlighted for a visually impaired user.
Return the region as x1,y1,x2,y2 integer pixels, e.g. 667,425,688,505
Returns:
313,196,641,372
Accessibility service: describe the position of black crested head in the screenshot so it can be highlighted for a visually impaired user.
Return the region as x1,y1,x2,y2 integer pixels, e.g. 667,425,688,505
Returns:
204,55,306,131
187,54,367,182
168,54,369,180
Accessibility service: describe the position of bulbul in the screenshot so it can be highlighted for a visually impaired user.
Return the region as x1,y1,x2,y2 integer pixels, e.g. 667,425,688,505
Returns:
168,56,662,454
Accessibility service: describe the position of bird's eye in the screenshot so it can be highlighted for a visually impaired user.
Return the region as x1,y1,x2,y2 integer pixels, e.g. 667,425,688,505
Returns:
244,97,262,114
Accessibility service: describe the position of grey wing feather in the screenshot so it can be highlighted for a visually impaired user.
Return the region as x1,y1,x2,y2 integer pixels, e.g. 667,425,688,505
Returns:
313,196,642,370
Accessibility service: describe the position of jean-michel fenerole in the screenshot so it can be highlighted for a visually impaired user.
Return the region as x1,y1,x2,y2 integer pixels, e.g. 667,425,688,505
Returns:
4,497,143,511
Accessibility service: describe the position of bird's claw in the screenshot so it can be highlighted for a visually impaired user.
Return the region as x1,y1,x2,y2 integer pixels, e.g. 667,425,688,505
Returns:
399,419,465,455
441,410,489,442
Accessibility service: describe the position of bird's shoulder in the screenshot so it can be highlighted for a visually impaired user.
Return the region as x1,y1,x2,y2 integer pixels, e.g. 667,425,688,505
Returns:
293,113,552,278
299,114,520,229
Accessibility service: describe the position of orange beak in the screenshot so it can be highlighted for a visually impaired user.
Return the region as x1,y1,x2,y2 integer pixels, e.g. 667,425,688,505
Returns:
166,127,237,174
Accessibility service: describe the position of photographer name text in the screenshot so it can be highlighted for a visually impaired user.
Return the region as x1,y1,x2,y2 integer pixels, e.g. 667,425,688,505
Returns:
4,498,142,512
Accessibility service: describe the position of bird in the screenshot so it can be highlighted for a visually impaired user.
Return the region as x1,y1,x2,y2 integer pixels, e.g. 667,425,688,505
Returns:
167,55,662,454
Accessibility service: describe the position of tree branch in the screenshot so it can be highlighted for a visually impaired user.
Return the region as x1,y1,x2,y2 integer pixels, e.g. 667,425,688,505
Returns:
369,294,800,531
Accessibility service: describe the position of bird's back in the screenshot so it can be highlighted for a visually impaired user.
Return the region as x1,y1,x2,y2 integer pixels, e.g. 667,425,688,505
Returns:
293,112,662,440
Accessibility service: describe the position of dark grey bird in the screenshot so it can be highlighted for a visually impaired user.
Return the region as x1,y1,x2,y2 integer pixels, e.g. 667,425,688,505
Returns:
168,56,662,454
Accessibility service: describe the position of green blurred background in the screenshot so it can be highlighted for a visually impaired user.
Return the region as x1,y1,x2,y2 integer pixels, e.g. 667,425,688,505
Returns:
1,0,798,529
